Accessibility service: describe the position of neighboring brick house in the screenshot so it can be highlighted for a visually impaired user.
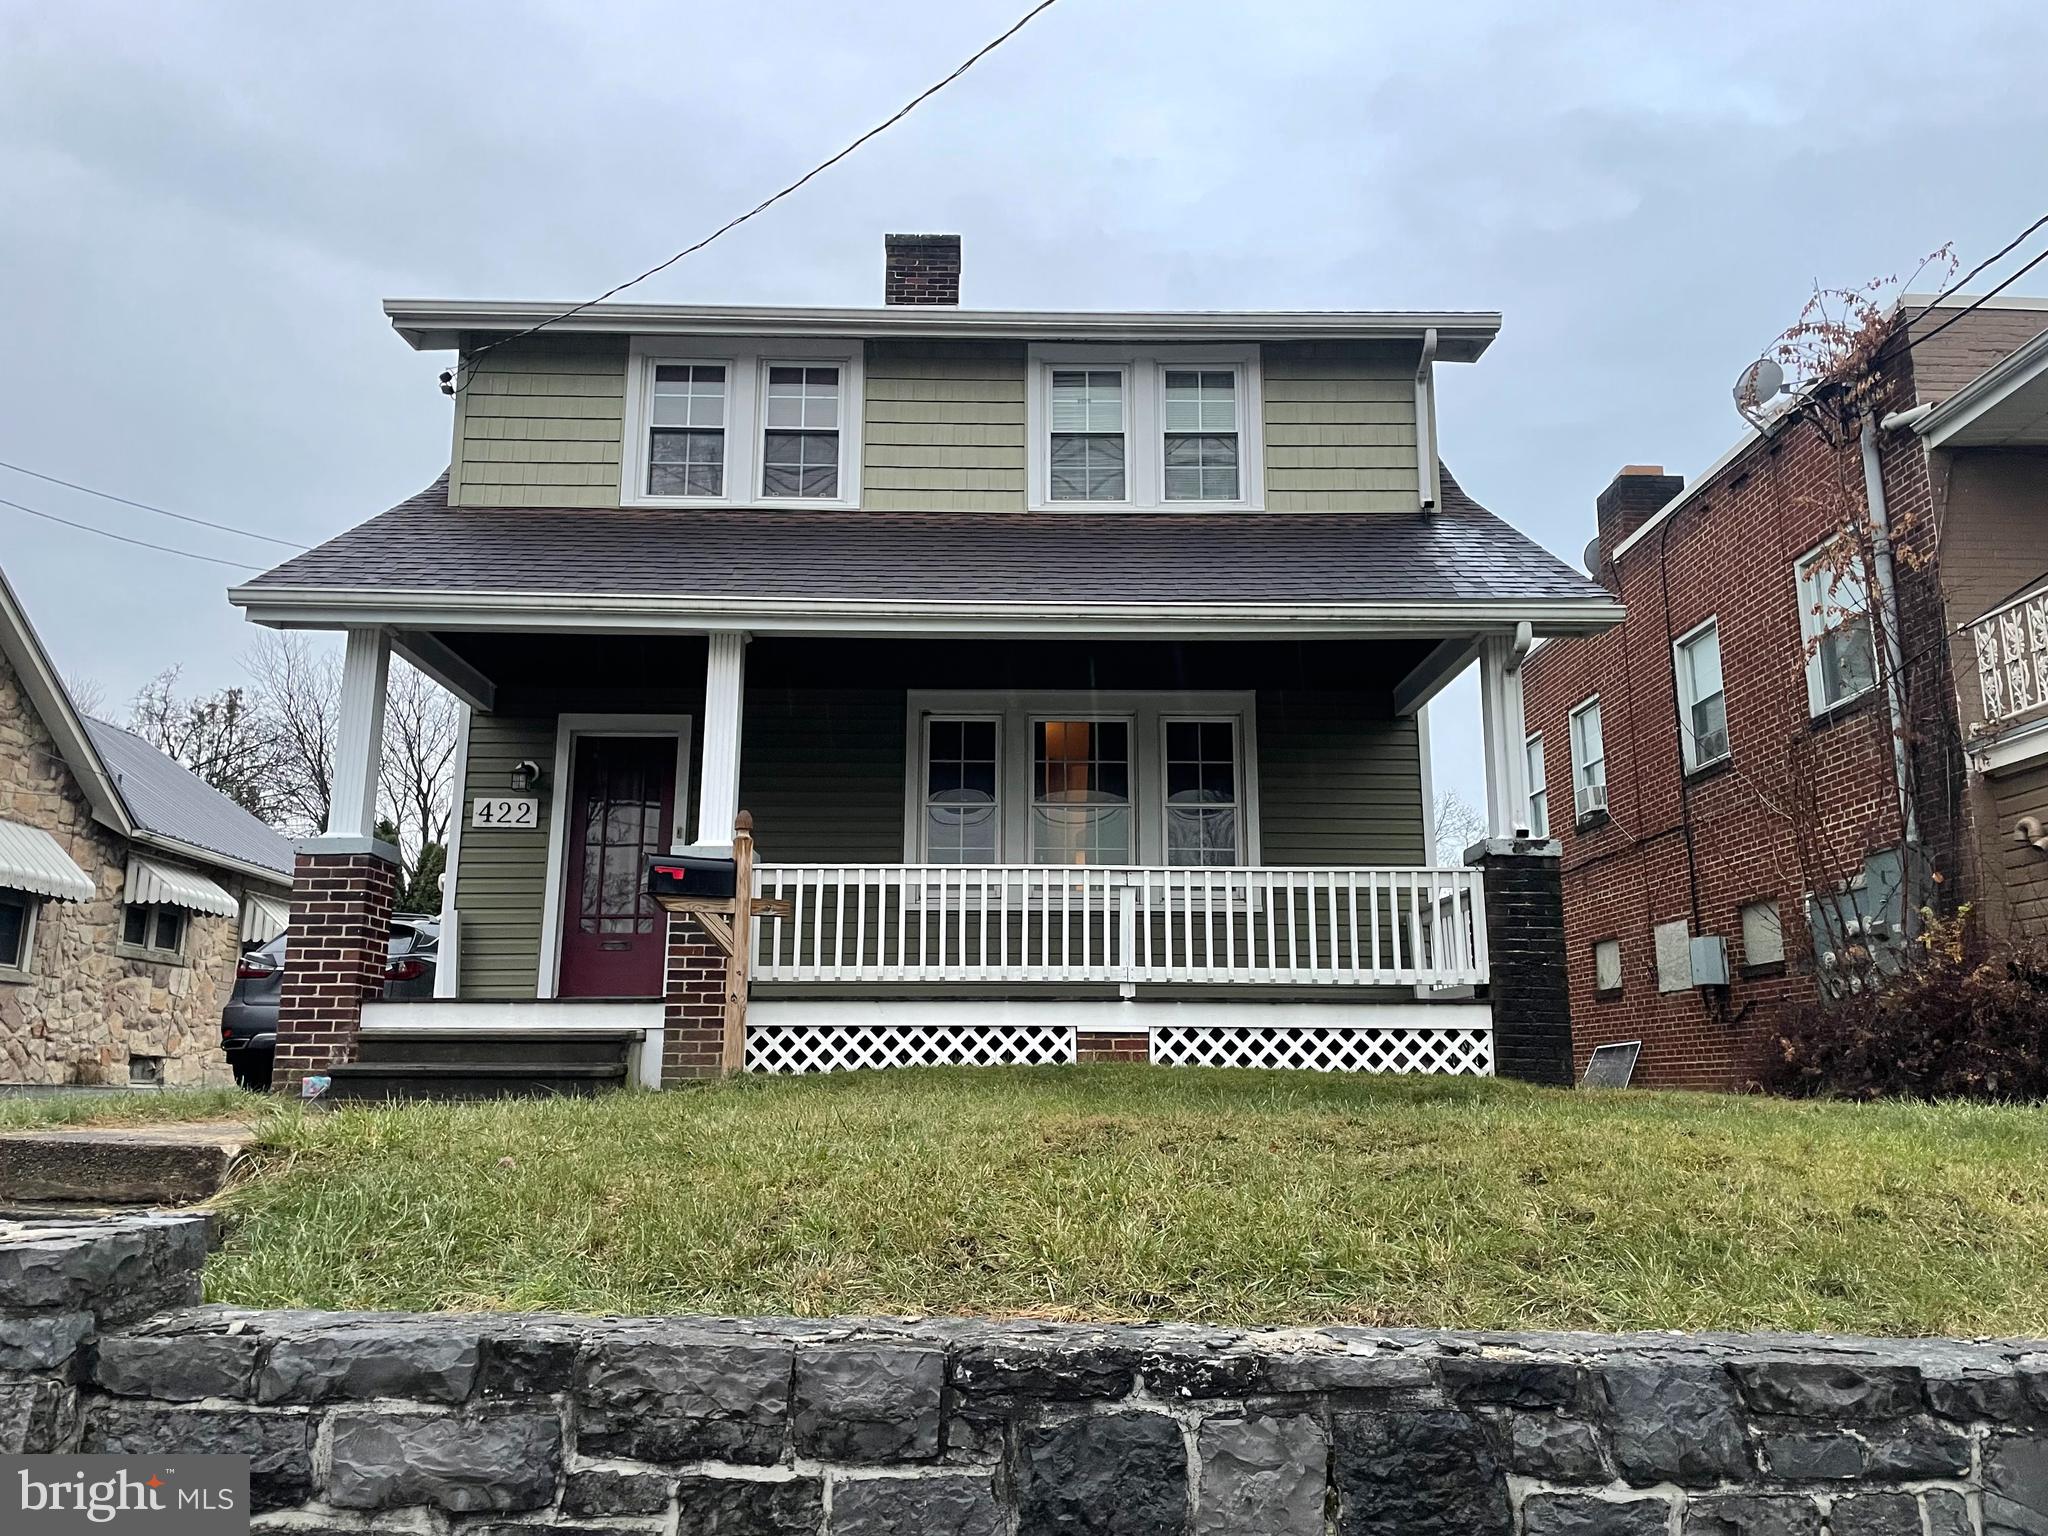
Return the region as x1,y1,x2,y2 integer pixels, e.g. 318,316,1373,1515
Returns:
1522,296,2048,1091
0,565,294,1089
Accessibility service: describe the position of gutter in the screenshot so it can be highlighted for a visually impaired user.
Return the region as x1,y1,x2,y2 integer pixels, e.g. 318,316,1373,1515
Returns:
131,830,295,891
228,586,1627,637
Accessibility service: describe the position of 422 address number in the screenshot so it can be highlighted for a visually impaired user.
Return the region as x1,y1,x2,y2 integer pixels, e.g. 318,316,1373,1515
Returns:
471,795,539,829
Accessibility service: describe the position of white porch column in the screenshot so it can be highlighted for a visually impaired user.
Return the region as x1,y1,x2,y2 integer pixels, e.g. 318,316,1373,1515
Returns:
1477,633,1531,841
325,627,390,843
694,631,748,849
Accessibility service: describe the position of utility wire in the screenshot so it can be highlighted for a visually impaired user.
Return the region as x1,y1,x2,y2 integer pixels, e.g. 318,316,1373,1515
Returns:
1901,242,2048,355
457,0,1062,387
0,457,307,550
0,494,265,572
1905,212,2048,326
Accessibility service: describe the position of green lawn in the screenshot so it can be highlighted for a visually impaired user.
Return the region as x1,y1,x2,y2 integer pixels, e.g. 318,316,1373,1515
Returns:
14,1069,2048,1334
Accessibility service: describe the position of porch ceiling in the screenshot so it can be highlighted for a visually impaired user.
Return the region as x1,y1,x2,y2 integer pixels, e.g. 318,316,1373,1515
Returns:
431,634,1444,714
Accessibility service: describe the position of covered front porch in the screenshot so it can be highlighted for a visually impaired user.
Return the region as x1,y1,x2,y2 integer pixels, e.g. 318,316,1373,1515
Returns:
261,610,1561,1088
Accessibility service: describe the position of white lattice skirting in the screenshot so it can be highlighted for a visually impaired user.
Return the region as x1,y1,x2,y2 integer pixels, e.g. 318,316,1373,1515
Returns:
1149,1023,1495,1075
745,1022,1078,1074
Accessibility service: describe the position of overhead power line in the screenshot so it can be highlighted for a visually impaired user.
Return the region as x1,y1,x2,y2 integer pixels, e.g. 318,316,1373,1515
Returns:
1903,241,2048,355
456,0,1062,388
0,494,265,572
0,457,306,550
1905,211,2048,327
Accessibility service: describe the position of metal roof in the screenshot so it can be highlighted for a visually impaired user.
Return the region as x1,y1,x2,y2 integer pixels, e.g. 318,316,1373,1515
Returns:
83,718,294,882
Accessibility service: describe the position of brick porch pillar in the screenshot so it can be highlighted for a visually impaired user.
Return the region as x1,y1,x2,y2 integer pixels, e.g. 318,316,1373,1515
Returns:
661,912,729,1083
274,847,397,1093
1467,837,1573,1086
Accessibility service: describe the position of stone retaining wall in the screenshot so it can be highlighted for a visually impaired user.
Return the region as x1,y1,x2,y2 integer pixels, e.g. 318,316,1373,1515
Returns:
3,1215,2044,1533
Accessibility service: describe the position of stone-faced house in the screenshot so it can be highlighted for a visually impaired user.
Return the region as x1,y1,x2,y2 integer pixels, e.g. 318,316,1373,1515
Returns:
230,234,1622,1093
1,565,294,1089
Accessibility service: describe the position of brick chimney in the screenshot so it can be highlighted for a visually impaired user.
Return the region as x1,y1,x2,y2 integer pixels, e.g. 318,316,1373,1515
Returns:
884,233,961,305
1593,464,1684,577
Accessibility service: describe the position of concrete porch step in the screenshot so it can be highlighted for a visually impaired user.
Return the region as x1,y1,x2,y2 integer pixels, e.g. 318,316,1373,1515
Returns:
320,1061,629,1102
0,1121,256,1205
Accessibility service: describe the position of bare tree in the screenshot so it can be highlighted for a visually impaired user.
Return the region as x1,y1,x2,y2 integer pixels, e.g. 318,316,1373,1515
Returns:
63,672,107,717
128,667,282,819
243,631,338,837
1433,789,1487,861
379,659,461,883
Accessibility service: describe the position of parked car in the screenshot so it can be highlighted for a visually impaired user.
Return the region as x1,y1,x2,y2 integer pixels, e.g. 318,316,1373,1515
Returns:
221,918,440,1089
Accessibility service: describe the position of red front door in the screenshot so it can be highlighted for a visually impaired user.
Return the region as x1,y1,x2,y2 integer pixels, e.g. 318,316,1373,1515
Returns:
558,735,678,999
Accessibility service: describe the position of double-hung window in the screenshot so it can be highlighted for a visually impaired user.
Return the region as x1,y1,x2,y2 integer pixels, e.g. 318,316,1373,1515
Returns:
1797,539,1878,715
1029,346,1262,510
1569,698,1607,821
911,694,1256,866
626,341,862,508
1524,732,1549,838
1048,371,1127,502
647,364,727,497
762,365,843,499
1674,618,1730,770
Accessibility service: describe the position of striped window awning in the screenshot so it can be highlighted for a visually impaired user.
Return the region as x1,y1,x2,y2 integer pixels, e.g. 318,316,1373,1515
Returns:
0,818,96,902
240,892,291,944
125,857,237,918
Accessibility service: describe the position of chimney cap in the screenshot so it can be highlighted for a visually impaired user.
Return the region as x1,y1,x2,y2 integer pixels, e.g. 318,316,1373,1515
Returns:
1618,464,1666,476
884,232,961,247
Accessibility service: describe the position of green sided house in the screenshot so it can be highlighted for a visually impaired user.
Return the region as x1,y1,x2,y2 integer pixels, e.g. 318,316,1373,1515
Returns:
231,235,1621,1093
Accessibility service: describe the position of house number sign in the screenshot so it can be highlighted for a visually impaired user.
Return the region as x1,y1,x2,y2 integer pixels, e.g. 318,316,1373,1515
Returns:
471,795,539,829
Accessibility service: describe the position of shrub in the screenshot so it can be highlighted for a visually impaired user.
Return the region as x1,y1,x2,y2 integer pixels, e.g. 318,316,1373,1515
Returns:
1762,911,2048,1101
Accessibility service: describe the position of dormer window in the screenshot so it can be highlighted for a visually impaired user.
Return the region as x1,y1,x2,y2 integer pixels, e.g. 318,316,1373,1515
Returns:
1027,345,1263,511
648,365,727,498
624,341,863,509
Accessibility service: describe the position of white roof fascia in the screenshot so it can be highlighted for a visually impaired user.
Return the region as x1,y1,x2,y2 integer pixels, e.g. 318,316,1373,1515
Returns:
1916,326,2048,448
384,299,1502,360
0,567,134,840
229,587,1625,639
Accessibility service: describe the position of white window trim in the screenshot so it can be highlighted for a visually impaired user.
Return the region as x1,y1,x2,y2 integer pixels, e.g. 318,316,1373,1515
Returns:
537,713,695,1000
622,337,865,510
1672,615,1731,773
1025,344,1265,512
1794,537,1879,718
903,691,1261,865
1568,695,1607,821
0,889,38,982
1524,731,1549,839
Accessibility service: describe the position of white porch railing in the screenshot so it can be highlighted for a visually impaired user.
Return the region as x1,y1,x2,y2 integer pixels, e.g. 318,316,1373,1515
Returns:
1972,581,2048,727
751,864,1487,989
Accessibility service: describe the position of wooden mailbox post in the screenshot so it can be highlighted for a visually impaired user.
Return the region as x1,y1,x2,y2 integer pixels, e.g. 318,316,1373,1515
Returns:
647,811,792,1075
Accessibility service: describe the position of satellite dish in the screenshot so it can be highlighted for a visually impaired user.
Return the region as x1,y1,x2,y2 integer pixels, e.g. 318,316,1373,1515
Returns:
1582,537,1603,574
1733,357,1785,425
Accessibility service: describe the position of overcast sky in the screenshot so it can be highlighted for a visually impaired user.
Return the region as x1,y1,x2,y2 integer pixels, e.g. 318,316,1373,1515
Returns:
3,0,2044,819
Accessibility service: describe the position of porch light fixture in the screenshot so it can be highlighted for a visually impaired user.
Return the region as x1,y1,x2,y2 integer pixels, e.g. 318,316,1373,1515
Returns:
509,759,544,795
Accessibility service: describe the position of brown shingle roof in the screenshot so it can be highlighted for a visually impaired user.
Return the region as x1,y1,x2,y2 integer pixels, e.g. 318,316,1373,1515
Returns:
244,469,1608,609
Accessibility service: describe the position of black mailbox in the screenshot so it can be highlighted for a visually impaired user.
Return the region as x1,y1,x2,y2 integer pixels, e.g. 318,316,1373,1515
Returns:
647,851,738,904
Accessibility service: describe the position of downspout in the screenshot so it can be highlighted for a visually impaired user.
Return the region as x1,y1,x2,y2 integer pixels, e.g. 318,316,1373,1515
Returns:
1858,419,1919,847
1415,328,1440,513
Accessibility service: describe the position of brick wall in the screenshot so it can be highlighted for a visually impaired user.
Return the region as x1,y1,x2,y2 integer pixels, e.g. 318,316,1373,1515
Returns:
1470,842,1574,1085
274,851,397,1092
1076,1032,1151,1064
1523,347,1963,1091
661,912,728,1083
